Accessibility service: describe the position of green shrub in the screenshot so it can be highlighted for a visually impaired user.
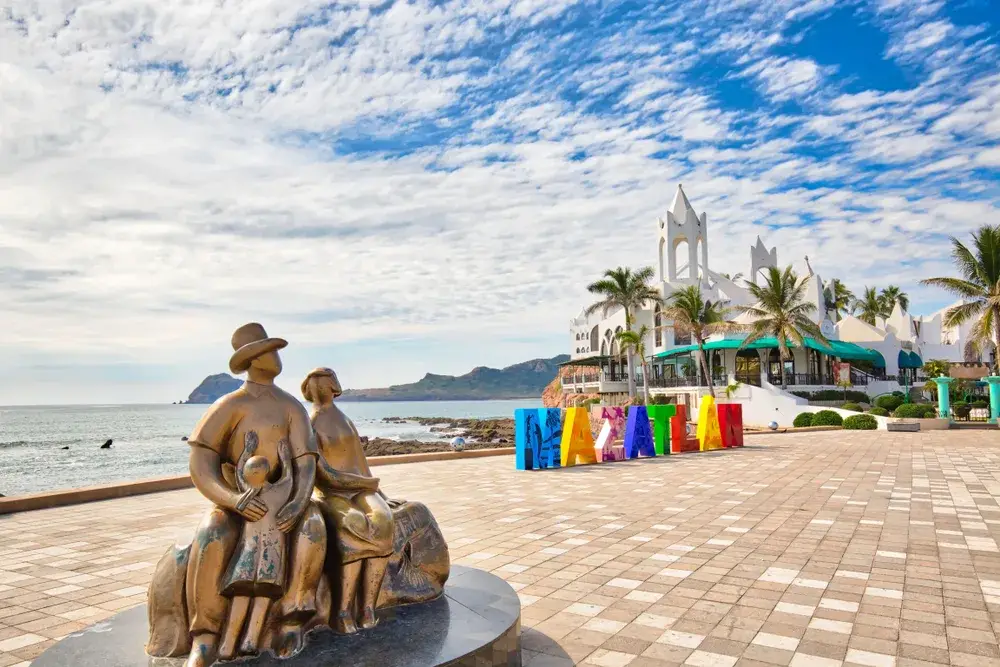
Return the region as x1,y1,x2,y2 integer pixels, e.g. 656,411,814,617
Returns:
894,403,933,419
791,391,811,399
649,395,672,405
954,403,972,419
811,410,843,427
841,402,862,412
922,405,939,418
793,413,814,428
808,389,869,402
972,400,989,410
844,414,878,430
892,391,905,398
875,395,904,412
868,407,889,417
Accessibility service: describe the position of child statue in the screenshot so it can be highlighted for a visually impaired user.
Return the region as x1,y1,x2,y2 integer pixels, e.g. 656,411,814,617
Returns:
217,433,295,660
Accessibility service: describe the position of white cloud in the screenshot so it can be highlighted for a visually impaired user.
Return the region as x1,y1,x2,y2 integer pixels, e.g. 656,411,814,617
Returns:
0,0,998,403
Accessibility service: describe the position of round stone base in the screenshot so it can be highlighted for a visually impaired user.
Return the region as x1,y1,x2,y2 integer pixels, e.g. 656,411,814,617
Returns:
33,566,520,667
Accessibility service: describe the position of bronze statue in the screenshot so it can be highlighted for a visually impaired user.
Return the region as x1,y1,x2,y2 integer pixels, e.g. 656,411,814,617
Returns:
147,324,451,667
302,368,394,634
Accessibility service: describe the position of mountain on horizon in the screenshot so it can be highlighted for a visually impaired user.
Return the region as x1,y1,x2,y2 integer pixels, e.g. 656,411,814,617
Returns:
181,355,569,404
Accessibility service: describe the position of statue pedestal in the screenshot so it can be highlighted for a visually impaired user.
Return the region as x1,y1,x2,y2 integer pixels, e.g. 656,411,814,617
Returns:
32,566,521,667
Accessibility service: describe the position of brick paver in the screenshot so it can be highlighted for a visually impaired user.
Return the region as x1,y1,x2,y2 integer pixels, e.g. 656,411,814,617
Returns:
4,430,1000,666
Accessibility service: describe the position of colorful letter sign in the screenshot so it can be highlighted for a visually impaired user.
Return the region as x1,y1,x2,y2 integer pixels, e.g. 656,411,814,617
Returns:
697,396,724,451
515,408,563,470
624,405,656,459
646,404,675,455
560,407,597,467
595,407,625,461
516,399,743,470
718,404,744,448
671,405,699,453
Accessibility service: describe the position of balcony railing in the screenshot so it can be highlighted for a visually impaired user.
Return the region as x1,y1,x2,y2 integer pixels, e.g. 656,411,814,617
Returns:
648,374,728,388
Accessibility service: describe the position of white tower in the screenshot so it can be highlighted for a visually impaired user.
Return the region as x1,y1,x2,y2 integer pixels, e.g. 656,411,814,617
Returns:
749,237,777,285
658,184,708,283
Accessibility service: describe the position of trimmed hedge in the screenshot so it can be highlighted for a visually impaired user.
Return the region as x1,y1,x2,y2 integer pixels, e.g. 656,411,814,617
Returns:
954,402,972,418
844,414,878,430
792,389,870,403
972,400,989,410
875,395,904,412
893,403,938,419
841,402,862,412
793,413,814,428
868,407,889,416
811,410,843,427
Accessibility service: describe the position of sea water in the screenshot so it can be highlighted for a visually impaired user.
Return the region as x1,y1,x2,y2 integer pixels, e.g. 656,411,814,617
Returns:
0,400,539,496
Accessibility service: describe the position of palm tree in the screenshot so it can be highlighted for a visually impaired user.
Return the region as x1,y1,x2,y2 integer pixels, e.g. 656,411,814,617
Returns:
879,285,909,316
921,225,1000,374
720,272,744,284
617,325,652,404
853,286,884,327
823,279,855,322
662,285,739,398
585,266,661,398
736,266,829,390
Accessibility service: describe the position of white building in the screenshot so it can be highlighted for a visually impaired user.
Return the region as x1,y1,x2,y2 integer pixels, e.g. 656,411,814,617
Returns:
563,185,980,424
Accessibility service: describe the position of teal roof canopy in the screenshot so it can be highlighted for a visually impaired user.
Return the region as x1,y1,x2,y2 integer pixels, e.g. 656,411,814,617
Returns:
897,350,923,369
654,337,881,363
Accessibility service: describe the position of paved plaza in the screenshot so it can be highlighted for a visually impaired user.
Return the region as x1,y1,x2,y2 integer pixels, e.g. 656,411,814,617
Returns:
3,431,1000,666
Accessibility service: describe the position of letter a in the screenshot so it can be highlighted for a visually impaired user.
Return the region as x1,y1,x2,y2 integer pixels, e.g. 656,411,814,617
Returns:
624,405,656,458
697,396,724,451
560,407,597,467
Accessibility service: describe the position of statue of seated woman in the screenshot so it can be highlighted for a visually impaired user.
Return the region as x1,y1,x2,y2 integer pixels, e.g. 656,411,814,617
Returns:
301,367,396,633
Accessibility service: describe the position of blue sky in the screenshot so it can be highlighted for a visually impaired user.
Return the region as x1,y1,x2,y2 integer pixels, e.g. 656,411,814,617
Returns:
1,0,999,404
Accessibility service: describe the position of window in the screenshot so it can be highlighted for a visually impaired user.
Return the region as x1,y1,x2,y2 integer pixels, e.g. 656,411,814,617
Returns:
654,304,663,347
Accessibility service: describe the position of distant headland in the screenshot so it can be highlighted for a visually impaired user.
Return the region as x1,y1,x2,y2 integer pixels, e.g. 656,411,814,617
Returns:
179,355,569,404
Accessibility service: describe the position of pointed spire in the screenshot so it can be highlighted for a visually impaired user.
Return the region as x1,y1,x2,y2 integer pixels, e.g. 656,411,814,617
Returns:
670,183,694,219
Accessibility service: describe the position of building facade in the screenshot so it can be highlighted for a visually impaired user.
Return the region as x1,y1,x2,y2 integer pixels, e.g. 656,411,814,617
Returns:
564,185,978,411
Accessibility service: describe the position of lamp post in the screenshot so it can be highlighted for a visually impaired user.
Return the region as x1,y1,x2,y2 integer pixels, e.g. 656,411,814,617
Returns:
982,376,1000,424
932,375,954,420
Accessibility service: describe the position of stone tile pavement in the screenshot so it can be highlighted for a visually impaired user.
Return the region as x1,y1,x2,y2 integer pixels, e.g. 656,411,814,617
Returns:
3,430,1000,666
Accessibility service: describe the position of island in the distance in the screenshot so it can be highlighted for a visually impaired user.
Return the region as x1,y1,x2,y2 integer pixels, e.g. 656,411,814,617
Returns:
180,355,569,404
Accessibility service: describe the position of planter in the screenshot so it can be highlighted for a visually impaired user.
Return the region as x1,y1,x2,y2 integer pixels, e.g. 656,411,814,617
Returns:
886,417,950,432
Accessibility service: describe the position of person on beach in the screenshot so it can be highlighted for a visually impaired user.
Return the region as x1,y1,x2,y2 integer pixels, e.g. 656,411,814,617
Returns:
182,323,327,667
301,367,398,634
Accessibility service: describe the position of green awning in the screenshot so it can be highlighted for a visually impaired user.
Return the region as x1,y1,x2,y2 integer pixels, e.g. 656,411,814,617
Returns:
897,350,923,369
558,355,612,368
654,337,881,363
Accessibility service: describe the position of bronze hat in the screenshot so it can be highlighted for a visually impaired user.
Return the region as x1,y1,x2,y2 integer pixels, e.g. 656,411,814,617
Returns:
229,323,288,374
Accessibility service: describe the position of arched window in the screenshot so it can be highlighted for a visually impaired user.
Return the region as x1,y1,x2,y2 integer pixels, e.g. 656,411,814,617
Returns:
590,325,599,351
654,304,663,347
600,341,607,355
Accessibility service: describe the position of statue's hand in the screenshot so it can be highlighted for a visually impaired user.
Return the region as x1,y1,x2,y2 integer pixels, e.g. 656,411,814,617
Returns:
231,490,267,522
275,500,305,534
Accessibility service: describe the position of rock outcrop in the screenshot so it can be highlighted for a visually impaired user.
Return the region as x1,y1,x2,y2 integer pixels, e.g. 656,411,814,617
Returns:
184,373,244,404
542,366,598,408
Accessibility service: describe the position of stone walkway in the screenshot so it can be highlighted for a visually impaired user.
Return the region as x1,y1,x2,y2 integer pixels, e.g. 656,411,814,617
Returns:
3,430,1000,666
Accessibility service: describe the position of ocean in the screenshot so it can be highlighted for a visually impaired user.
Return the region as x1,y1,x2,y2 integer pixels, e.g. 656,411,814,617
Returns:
0,400,539,497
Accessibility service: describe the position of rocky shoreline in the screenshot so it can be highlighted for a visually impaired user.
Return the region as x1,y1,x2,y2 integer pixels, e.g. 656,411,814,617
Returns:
363,417,514,457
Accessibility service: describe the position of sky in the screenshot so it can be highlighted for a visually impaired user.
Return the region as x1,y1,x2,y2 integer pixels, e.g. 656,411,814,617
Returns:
1,0,999,405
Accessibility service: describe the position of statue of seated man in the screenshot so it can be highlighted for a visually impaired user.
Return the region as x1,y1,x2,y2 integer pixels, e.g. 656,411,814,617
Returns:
302,367,397,634
182,324,327,667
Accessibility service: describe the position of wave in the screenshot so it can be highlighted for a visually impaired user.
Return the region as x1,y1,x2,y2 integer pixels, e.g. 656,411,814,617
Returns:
0,438,87,449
